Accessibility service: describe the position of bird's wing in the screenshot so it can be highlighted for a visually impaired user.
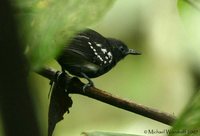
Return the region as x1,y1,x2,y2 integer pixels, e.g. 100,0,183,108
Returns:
65,29,113,67
57,50,100,77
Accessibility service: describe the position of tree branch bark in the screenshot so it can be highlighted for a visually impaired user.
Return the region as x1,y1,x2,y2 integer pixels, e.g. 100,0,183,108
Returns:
36,67,176,126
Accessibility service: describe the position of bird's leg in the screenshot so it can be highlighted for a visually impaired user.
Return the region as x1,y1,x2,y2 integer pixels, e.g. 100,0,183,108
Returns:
48,80,54,98
61,67,65,73
60,67,68,93
81,72,94,92
48,71,62,98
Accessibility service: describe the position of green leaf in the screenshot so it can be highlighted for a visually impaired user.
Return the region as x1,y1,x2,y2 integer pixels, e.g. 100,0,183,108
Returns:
177,0,200,68
13,0,115,70
82,131,142,136
169,91,200,136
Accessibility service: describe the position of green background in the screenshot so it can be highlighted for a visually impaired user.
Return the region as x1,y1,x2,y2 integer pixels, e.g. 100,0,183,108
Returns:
2,0,200,136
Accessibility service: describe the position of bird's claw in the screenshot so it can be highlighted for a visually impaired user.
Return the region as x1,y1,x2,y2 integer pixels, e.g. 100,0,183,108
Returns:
82,82,94,93
80,72,94,93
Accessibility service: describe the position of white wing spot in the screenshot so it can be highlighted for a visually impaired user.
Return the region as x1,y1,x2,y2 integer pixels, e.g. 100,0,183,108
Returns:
107,52,112,58
105,56,108,59
88,42,92,45
96,43,102,47
104,61,107,64
101,48,107,54
107,52,113,63
99,57,103,62
97,55,103,62
90,45,93,49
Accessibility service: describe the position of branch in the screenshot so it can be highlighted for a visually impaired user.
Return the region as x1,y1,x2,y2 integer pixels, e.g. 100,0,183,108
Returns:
36,67,176,126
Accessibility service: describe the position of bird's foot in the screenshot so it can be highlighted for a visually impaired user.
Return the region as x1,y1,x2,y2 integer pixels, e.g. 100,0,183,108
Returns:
81,72,94,93
82,82,94,93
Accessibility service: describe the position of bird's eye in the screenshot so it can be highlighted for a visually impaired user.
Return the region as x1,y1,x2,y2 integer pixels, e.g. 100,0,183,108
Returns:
119,46,125,52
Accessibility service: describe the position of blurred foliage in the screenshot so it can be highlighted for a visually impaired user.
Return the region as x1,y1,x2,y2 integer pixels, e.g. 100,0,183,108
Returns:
178,0,200,70
12,0,115,70
26,0,200,136
170,91,200,136
167,0,200,135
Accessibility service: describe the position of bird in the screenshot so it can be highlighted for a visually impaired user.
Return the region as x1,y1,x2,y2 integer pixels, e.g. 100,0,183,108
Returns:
56,28,141,90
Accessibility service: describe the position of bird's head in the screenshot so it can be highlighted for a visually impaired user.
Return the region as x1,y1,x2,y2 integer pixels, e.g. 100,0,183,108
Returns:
107,38,141,62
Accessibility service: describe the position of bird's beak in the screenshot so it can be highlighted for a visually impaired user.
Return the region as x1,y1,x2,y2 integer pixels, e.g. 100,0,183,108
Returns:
126,49,141,55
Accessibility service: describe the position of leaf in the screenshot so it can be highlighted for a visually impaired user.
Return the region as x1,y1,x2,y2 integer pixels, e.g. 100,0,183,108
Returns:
48,72,73,136
176,2,200,134
13,0,115,70
82,131,143,136
177,0,200,68
169,91,200,136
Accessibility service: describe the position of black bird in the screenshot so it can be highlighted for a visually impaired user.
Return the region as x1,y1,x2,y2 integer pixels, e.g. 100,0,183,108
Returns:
57,29,141,89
